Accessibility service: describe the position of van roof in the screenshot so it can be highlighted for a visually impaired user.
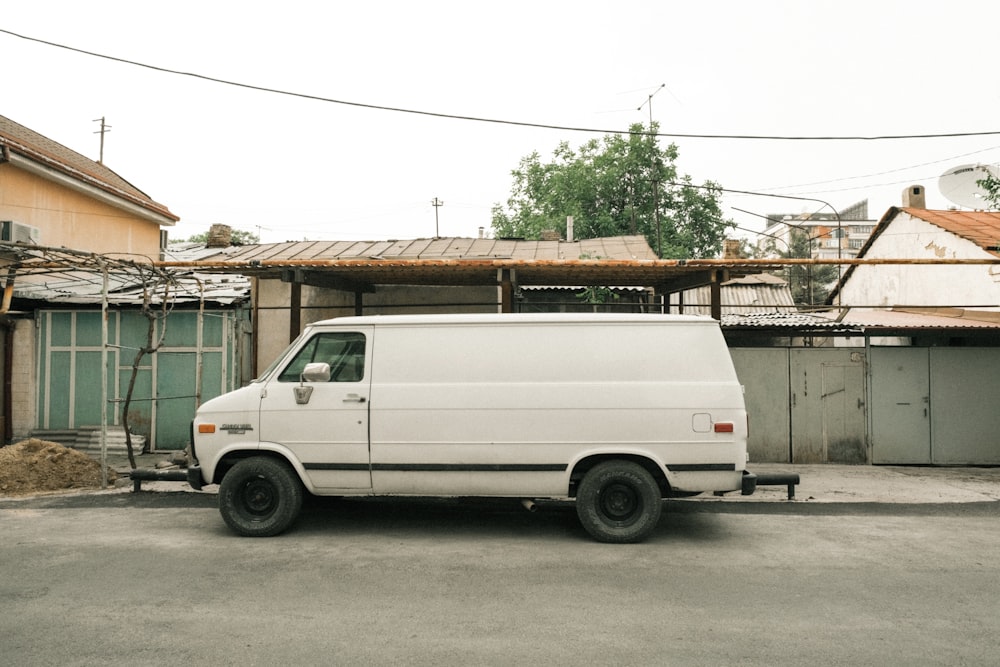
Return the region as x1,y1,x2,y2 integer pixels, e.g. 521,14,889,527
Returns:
307,313,717,328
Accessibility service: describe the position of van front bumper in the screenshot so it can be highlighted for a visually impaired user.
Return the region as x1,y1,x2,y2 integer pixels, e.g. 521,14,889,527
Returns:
187,465,204,491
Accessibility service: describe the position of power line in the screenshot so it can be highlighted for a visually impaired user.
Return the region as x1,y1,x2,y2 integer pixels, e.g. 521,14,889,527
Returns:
4,27,1000,143
750,145,1000,194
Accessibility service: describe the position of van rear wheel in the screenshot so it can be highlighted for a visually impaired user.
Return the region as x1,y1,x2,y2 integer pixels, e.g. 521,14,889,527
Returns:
219,457,303,537
576,461,662,543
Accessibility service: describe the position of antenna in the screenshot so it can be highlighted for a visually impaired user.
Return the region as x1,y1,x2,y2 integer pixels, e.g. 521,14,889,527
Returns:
938,163,998,210
637,84,666,128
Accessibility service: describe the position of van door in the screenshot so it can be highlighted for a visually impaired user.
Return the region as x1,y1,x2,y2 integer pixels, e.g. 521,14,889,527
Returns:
258,328,373,490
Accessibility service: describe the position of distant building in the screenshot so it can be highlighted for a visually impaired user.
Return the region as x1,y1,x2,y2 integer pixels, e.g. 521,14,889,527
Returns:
760,199,876,260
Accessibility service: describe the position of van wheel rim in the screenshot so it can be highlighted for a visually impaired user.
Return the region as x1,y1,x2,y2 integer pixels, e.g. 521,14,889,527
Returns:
242,479,277,516
601,483,639,521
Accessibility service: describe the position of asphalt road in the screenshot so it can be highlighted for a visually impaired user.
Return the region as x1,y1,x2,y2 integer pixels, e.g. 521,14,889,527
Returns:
2,492,999,666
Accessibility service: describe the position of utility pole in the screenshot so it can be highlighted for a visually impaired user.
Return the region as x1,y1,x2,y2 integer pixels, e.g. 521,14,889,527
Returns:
93,116,111,164
431,197,444,237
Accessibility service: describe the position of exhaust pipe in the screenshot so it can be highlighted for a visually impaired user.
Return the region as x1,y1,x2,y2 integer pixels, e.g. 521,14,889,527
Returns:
520,499,537,512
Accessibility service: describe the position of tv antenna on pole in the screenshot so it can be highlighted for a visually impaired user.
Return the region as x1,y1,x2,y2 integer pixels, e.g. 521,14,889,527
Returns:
637,84,666,127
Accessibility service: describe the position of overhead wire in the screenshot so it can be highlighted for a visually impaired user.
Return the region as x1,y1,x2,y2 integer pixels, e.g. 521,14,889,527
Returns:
3,28,1000,142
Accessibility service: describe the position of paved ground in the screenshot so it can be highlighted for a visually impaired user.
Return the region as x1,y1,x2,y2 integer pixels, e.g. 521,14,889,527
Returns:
2,465,999,666
3,454,998,509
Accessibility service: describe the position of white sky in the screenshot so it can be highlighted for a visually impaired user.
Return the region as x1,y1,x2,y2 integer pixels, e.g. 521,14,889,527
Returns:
3,1,999,247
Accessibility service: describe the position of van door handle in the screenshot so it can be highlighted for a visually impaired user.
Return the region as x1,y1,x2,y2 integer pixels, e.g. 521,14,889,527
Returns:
343,394,366,403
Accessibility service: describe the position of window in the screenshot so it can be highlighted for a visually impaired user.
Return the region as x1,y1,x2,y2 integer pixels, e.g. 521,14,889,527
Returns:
278,332,366,382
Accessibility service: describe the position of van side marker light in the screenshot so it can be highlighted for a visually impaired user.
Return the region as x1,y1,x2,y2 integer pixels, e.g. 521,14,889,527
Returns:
198,424,216,434
714,422,734,433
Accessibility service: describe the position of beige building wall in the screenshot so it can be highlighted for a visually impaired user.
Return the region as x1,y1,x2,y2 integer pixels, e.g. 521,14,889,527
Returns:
0,164,164,257
256,280,294,374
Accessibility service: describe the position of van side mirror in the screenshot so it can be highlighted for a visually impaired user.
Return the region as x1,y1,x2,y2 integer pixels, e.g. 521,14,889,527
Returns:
294,362,331,404
302,362,332,383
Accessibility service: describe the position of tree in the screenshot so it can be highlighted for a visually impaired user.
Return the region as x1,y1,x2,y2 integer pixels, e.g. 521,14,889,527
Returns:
490,122,732,258
186,228,259,245
767,228,839,307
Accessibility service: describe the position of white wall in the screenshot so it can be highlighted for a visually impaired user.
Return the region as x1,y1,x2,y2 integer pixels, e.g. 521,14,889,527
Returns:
839,212,1000,310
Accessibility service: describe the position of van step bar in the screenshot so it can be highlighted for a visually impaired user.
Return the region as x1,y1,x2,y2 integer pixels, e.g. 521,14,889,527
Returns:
129,467,188,492
742,471,801,500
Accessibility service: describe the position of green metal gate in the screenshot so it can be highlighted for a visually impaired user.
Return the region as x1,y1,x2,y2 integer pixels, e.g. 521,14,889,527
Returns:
37,308,248,450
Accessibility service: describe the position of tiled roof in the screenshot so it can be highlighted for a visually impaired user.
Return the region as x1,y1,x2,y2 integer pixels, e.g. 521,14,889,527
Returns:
904,208,1000,258
0,114,178,222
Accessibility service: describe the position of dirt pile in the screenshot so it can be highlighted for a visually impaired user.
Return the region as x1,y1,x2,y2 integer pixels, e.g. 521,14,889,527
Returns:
0,439,117,496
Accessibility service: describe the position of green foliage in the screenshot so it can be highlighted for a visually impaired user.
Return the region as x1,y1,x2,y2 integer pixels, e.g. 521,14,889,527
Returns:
186,229,260,245
490,122,732,258
977,172,1000,209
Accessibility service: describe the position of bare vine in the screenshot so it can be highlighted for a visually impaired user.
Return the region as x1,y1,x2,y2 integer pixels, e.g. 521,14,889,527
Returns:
120,268,173,468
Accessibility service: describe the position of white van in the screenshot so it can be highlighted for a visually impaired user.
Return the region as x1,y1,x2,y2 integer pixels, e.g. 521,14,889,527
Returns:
188,313,754,542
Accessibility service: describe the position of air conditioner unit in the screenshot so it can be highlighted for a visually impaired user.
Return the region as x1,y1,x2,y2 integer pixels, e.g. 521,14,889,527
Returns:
0,221,41,245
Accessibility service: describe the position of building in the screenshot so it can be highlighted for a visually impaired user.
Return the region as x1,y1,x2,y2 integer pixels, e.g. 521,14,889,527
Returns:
1,115,246,450
760,199,876,261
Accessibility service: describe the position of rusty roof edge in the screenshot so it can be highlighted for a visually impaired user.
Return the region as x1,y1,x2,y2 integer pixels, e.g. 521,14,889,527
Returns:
152,257,1000,272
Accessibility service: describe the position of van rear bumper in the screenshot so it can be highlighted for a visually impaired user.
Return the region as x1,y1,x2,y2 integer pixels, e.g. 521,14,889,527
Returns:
743,470,801,499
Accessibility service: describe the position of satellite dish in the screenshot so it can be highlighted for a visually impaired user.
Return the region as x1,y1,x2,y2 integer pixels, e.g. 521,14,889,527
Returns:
938,163,998,210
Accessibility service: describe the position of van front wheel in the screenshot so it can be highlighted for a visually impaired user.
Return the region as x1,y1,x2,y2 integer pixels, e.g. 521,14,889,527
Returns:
576,461,662,543
219,457,303,537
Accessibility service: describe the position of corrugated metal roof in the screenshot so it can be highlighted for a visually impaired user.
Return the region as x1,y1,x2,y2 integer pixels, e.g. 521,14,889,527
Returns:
8,243,250,306
723,308,1000,331
0,114,178,223
202,235,658,263
11,269,250,306
175,235,736,288
722,312,848,329
673,274,795,316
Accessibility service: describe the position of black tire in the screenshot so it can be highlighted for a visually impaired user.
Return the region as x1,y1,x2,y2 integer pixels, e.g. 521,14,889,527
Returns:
218,457,304,537
575,460,662,543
